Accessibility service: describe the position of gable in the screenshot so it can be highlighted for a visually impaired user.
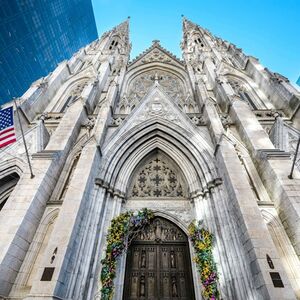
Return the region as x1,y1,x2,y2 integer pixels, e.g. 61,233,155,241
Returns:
128,41,184,69
104,83,213,155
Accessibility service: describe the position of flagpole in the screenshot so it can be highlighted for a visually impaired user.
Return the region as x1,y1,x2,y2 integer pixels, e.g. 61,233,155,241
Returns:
288,136,300,179
13,98,35,179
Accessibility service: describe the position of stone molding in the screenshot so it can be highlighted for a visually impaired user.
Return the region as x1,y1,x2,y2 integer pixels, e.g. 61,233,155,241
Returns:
31,150,61,160
190,177,223,200
256,149,291,160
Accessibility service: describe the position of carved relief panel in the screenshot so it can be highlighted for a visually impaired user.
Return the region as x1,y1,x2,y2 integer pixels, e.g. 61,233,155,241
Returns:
117,69,198,114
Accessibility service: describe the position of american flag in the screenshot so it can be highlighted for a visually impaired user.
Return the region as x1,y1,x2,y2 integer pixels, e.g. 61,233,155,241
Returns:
0,106,16,148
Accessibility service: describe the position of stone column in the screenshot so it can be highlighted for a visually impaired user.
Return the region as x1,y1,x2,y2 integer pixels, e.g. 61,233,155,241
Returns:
211,187,258,299
87,187,110,300
66,185,106,299
113,195,126,300
202,55,216,90
191,193,204,221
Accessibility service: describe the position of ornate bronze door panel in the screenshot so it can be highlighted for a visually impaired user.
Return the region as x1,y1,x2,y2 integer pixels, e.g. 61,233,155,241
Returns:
123,218,195,300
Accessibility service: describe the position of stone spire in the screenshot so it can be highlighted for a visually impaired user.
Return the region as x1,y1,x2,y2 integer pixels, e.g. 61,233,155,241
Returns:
110,17,130,53
99,18,131,56
182,16,199,34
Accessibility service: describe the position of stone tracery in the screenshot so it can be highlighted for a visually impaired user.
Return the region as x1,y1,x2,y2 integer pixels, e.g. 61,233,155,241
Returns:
129,153,187,198
117,69,198,114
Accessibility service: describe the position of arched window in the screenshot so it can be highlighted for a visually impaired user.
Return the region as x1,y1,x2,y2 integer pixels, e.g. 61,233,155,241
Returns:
109,39,119,50
198,38,204,47
59,154,80,201
188,104,195,113
228,79,258,110
0,172,20,210
60,81,88,112
109,40,115,50
194,37,204,47
119,105,126,114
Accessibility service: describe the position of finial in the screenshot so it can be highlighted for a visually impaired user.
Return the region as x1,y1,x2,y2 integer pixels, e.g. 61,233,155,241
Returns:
152,40,160,45
127,16,130,19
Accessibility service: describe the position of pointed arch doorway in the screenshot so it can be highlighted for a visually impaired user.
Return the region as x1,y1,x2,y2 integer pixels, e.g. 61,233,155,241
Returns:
123,216,196,300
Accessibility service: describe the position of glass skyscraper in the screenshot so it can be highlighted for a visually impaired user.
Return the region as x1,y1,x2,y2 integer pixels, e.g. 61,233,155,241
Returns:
0,0,98,105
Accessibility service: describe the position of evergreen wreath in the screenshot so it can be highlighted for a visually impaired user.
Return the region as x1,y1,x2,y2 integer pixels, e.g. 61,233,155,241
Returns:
188,220,220,300
100,208,154,300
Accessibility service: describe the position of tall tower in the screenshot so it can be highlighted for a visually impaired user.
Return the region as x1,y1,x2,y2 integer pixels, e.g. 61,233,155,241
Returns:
0,17,300,300
181,17,300,299
0,19,130,299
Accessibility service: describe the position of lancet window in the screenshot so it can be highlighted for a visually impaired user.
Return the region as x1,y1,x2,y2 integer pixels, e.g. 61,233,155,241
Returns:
60,81,88,112
109,39,119,50
0,172,20,210
228,79,258,110
194,37,204,47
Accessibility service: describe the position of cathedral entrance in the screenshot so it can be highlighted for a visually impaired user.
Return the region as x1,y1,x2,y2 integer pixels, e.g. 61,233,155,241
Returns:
123,217,195,300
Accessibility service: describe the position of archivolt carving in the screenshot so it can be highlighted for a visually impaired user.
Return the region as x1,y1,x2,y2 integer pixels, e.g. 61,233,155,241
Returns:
133,217,187,242
129,153,187,198
117,69,198,114
0,172,20,210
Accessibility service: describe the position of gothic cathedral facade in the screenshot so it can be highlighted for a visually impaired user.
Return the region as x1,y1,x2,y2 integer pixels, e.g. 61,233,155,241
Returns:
0,18,300,300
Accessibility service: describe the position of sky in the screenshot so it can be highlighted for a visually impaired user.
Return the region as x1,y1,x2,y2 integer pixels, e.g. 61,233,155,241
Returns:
91,0,300,83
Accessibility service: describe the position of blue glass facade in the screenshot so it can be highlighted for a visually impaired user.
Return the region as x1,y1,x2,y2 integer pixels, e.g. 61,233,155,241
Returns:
0,0,98,105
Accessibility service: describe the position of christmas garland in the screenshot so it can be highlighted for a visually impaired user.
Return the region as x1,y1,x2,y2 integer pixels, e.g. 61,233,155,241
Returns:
100,208,154,300
188,220,220,300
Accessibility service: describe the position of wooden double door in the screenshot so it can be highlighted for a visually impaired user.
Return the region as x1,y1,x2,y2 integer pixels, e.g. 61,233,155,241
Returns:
123,218,195,300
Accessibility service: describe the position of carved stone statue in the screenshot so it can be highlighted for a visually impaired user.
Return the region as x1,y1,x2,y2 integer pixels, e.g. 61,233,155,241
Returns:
140,250,146,268
170,250,176,268
140,275,145,297
171,275,178,297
